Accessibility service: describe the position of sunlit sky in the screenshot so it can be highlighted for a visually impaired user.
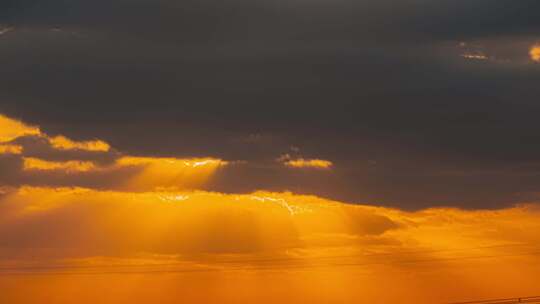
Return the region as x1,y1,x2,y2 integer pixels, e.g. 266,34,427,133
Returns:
1,1,540,303
1,114,540,303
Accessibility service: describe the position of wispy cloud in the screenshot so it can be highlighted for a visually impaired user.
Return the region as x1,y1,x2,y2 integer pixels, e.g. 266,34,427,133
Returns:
277,154,333,170
23,157,98,173
49,135,110,152
461,53,489,61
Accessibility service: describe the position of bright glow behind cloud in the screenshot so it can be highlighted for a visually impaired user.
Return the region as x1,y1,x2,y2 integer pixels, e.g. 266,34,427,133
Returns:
0,187,540,303
0,114,226,192
531,44,540,62
1,113,540,303
115,156,227,191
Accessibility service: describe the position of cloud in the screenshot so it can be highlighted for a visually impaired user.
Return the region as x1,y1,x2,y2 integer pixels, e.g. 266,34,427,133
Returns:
2,0,540,44
461,53,489,61
6,113,540,209
0,188,302,256
0,114,40,142
456,37,540,64
114,156,227,191
284,158,333,170
1,1,540,211
23,157,98,173
531,44,540,62
1,1,540,302
278,154,333,170
0,27,13,35
0,114,228,192
0,186,539,304
0,119,539,302
48,135,110,152
0,114,110,156
1,28,539,209
2,186,539,260
285,158,333,169
0,144,22,155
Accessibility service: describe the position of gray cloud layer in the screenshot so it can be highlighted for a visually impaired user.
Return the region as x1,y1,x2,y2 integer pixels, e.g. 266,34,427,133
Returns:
1,0,540,209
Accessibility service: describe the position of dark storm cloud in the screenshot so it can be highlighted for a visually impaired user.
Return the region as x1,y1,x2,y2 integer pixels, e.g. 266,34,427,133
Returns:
2,0,540,42
1,0,540,209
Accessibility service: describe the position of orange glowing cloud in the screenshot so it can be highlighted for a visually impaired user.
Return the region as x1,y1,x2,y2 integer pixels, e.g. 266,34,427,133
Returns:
6,186,540,258
0,114,110,154
1,187,540,303
0,114,227,192
49,135,110,152
0,144,23,154
277,154,333,169
0,114,41,142
3,112,540,304
23,157,98,173
16,154,228,192
530,44,540,62
285,158,333,169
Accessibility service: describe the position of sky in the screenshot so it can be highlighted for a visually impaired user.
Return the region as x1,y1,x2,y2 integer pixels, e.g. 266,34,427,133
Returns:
1,1,540,303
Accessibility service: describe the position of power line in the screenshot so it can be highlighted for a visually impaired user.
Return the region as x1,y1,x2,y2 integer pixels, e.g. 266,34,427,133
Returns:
449,296,540,304
1,250,540,276
0,242,535,273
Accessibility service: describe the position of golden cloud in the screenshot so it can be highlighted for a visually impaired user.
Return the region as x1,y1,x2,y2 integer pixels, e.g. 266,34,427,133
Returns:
531,44,540,62
5,186,540,258
22,157,98,173
0,144,23,155
0,115,110,153
0,187,539,303
0,114,227,192
285,158,333,169
2,113,540,303
49,135,110,152
14,156,228,191
278,154,333,169
0,114,41,143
